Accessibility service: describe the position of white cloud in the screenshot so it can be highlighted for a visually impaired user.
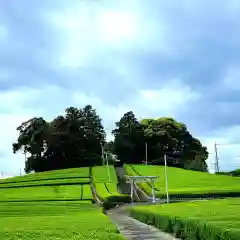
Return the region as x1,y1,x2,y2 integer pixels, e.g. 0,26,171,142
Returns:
133,79,201,118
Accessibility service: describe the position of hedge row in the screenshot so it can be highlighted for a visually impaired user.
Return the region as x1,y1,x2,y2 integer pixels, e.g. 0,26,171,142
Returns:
94,183,131,210
129,209,239,240
102,195,131,210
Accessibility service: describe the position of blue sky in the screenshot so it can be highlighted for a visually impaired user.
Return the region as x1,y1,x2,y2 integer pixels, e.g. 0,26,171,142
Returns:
0,0,240,176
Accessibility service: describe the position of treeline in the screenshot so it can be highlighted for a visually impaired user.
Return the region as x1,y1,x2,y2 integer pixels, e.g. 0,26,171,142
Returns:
216,169,240,177
13,105,208,173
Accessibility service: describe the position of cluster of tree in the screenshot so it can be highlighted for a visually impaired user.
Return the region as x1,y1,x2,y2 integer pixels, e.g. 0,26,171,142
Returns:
13,105,105,173
13,106,208,173
216,169,240,177
110,111,208,171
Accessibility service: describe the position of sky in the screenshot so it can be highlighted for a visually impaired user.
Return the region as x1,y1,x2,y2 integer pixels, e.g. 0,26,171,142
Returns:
0,0,240,177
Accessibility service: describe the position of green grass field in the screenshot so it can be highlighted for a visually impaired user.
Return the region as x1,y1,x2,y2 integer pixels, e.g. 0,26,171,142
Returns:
0,167,125,239
92,166,130,204
130,198,240,239
93,166,119,200
0,201,124,240
125,164,240,197
0,185,82,201
0,167,90,184
92,166,118,182
0,177,90,188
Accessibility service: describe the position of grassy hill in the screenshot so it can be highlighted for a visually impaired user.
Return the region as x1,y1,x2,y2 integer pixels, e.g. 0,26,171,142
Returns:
0,166,125,239
124,164,240,198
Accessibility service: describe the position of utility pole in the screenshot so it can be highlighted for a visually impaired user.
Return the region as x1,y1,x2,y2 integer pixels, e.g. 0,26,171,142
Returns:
106,153,111,182
164,153,169,203
214,142,219,173
145,142,148,165
101,142,104,165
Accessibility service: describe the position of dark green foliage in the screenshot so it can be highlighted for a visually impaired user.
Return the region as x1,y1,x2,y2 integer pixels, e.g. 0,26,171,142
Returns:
13,105,106,173
112,113,208,171
217,169,240,177
102,195,131,210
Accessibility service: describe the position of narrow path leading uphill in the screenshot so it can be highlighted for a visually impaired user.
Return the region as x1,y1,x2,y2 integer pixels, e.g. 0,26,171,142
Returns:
107,206,180,240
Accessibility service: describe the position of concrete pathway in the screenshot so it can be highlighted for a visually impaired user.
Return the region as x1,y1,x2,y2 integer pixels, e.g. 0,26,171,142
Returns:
108,207,180,240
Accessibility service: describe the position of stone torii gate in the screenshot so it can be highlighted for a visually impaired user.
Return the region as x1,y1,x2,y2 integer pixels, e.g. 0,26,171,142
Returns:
125,175,159,203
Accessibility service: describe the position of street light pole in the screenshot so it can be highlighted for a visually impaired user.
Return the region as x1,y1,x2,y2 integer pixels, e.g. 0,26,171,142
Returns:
164,153,169,203
214,142,220,173
145,142,148,165
101,142,104,165
159,130,169,203
106,153,111,182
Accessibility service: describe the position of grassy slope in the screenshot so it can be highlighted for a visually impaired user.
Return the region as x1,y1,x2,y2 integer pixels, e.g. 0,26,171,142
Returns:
0,185,82,201
0,167,90,184
92,166,130,202
92,166,118,183
0,167,94,201
125,164,240,197
130,198,240,239
0,201,124,240
0,177,90,188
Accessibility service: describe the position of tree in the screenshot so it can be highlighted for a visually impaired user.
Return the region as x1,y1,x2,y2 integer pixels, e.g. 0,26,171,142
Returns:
13,105,105,173
112,111,145,164
112,114,208,172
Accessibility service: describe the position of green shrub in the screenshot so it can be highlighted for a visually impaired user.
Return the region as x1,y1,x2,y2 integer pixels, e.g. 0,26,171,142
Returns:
129,198,240,240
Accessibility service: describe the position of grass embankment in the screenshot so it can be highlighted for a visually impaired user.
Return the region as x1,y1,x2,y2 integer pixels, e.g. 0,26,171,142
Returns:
0,167,93,202
0,201,124,240
124,164,240,198
92,166,130,207
130,198,240,240
0,167,90,185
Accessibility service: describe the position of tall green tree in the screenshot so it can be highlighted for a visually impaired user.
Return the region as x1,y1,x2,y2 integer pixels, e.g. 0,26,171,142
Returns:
112,111,145,164
13,105,105,173
112,113,208,172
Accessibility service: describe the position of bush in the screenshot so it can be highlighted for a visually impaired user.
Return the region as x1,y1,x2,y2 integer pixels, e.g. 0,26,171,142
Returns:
130,209,239,240
129,199,240,240
102,195,131,210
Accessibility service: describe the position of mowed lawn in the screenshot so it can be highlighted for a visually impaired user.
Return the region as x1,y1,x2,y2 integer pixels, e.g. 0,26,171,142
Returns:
130,198,240,239
0,201,124,240
125,164,240,197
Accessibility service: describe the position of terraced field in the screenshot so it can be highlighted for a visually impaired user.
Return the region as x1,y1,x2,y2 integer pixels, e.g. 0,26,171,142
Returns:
124,164,240,198
92,166,130,203
130,198,240,240
0,166,131,239
0,201,123,239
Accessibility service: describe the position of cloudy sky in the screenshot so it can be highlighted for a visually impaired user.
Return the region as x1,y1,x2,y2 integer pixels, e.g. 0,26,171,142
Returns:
0,0,240,176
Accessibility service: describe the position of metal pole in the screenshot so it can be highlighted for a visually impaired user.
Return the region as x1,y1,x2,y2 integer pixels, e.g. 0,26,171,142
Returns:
214,142,219,172
106,153,111,182
151,179,156,203
164,153,169,203
130,180,134,202
101,142,104,165
145,142,148,165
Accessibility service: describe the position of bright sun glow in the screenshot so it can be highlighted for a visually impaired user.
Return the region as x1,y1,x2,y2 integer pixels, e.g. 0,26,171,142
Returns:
97,11,136,44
